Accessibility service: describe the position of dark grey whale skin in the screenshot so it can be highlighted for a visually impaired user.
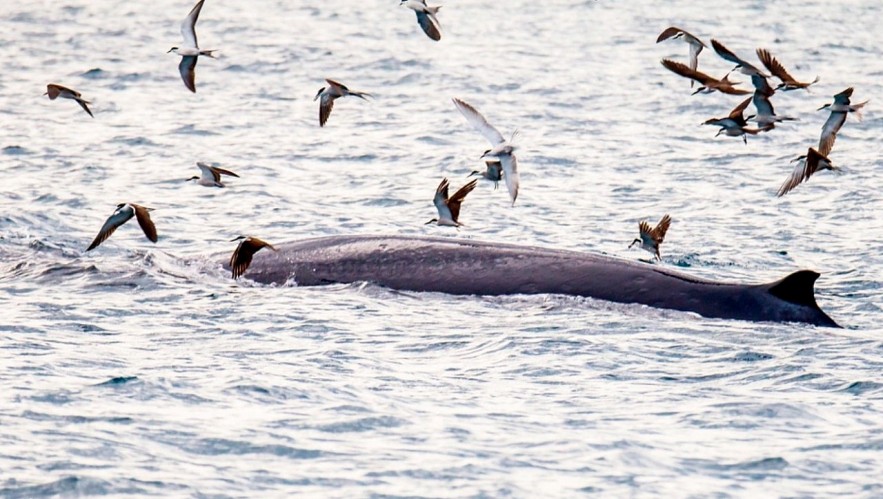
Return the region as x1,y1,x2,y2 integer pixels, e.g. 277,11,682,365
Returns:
223,234,840,327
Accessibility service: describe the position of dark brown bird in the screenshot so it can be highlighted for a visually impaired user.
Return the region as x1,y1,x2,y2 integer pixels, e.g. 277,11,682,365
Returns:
230,236,277,279
628,214,672,261
756,48,819,91
86,203,157,251
777,148,836,197
45,84,93,117
660,59,750,95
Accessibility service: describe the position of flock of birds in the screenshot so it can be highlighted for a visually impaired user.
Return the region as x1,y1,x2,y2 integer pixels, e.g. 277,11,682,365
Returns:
656,27,868,197
38,4,869,279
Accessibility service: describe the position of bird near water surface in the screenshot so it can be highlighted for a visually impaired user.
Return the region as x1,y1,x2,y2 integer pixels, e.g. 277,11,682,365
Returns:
188,162,240,187
44,83,93,117
629,215,672,261
314,79,371,127
230,236,277,279
86,203,158,251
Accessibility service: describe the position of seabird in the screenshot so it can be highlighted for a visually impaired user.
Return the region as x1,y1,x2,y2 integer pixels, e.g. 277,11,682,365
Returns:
452,98,520,205
425,177,478,227
703,96,772,143
230,236,277,279
400,0,442,41
469,160,503,190
313,79,371,127
167,0,217,93
44,84,93,118
187,162,239,187
660,59,750,95
756,48,819,91
817,87,869,156
86,203,157,251
777,148,836,197
710,39,768,77
656,27,707,81
628,214,672,261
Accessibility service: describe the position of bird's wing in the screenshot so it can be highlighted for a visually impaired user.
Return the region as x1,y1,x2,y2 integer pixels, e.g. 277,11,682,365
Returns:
133,205,158,243
499,154,519,206
45,84,62,99
179,55,198,93
448,179,478,223
86,205,134,251
655,26,683,43
752,91,776,116
75,98,94,118
660,59,716,86
777,154,814,197
688,41,703,72
651,215,672,243
710,39,743,65
415,11,441,41
818,111,846,157
433,178,453,221
213,166,239,178
452,98,505,145
728,96,753,119
833,87,854,105
196,162,217,181
637,221,653,242
756,48,796,85
319,93,334,127
181,0,205,48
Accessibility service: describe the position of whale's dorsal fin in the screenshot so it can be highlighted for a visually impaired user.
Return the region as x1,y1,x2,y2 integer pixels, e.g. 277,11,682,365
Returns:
768,270,820,307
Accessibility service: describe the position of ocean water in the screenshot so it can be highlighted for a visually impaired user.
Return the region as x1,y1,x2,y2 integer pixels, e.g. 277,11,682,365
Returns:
1,0,882,496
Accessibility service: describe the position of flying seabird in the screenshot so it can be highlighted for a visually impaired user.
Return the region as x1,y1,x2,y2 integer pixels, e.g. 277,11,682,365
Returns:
628,214,672,261
230,236,277,279
777,148,836,197
817,87,869,156
660,59,750,95
452,98,520,205
703,96,772,143
400,0,442,41
188,162,240,187
167,0,217,93
313,79,371,127
86,203,157,251
469,160,503,190
44,84,93,118
425,177,478,227
656,27,707,82
756,48,819,91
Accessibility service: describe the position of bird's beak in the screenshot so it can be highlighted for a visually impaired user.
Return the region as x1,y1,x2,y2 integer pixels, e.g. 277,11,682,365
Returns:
424,219,435,225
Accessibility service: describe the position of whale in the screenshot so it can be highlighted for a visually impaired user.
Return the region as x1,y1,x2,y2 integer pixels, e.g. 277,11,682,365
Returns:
218,234,840,327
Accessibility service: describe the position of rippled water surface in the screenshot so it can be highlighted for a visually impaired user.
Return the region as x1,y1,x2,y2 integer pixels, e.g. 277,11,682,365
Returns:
2,0,882,496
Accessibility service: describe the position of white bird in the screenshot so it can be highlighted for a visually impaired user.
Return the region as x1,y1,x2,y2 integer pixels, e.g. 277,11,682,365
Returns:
452,98,520,205
187,162,239,187
400,0,442,41
817,87,868,156
44,84,93,118
777,148,836,197
86,203,157,251
628,215,672,261
313,79,371,127
426,178,477,227
230,236,277,279
167,0,217,93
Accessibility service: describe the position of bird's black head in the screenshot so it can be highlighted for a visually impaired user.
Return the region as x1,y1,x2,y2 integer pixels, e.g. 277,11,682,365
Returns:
424,219,437,225
167,47,178,53
186,176,199,182
479,149,491,158
816,103,831,111
468,170,480,177
314,87,325,101
230,235,247,242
